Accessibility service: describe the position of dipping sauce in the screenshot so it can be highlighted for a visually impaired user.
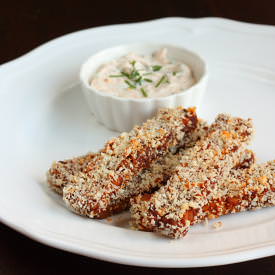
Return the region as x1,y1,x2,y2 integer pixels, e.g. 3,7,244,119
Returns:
90,48,196,98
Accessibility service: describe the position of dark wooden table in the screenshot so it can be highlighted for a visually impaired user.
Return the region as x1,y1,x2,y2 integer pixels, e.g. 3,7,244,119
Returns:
1,0,275,274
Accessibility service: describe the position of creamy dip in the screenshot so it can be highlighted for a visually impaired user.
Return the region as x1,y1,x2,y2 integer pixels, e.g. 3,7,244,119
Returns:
90,48,195,98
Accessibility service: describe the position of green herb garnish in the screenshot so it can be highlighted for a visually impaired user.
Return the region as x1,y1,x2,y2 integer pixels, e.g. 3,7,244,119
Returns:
172,71,178,76
109,60,169,94
140,87,148,97
129,70,140,80
152,65,162,72
121,71,130,78
155,75,169,88
125,80,136,89
109,74,124,78
135,76,143,85
142,72,153,76
144,78,153,83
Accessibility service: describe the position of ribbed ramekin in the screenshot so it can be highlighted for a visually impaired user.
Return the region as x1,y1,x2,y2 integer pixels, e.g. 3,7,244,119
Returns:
80,44,208,132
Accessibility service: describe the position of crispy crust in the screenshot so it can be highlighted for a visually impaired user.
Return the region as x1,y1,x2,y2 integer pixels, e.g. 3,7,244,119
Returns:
151,160,275,237
47,119,206,196
202,161,275,217
130,114,254,238
63,107,198,218
47,153,97,194
233,149,255,169
130,149,255,233
122,119,209,197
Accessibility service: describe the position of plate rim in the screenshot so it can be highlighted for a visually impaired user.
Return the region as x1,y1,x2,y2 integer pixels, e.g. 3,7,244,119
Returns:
1,16,275,71
1,16,275,267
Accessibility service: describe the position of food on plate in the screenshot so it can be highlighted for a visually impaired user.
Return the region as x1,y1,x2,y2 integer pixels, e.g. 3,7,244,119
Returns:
47,118,205,196
90,48,195,98
47,153,97,195
62,107,198,218
129,126,255,206
130,114,254,238
134,159,275,238
212,221,223,230
47,105,275,240
47,118,254,204
130,148,255,234
127,119,209,195
194,160,275,225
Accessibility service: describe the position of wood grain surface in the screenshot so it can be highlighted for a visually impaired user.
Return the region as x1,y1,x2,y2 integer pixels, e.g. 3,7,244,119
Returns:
1,0,275,274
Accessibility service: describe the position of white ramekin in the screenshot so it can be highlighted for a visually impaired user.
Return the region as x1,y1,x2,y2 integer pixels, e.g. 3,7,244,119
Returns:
80,44,208,132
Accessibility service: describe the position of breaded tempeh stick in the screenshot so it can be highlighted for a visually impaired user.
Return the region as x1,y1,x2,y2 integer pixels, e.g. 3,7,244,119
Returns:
132,122,255,199
133,147,255,201
47,118,207,196
47,153,97,195
125,120,209,196
130,114,254,238
130,149,255,233
63,107,198,219
203,161,275,218
138,160,275,237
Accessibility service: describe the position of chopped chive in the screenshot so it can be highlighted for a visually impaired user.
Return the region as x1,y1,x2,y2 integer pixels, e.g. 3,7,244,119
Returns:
130,60,136,66
130,70,140,80
144,78,153,83
109,74,124,78
152,65,162,72
155,76,164,88
155,75,169,88
135,76,142,84
140,87,148,97
142,72,153,76
121,71,130,78
124,80,136,89
172,71,178,76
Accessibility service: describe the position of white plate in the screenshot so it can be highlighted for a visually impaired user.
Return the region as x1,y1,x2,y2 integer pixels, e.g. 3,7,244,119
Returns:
1,17,275,268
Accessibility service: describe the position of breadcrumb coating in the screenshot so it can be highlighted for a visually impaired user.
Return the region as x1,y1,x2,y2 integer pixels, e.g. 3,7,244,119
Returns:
114,119,209,198
47,153,97,194
130,114,254,238
166,160,275,235
63,107,198,218
47,119,206,196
